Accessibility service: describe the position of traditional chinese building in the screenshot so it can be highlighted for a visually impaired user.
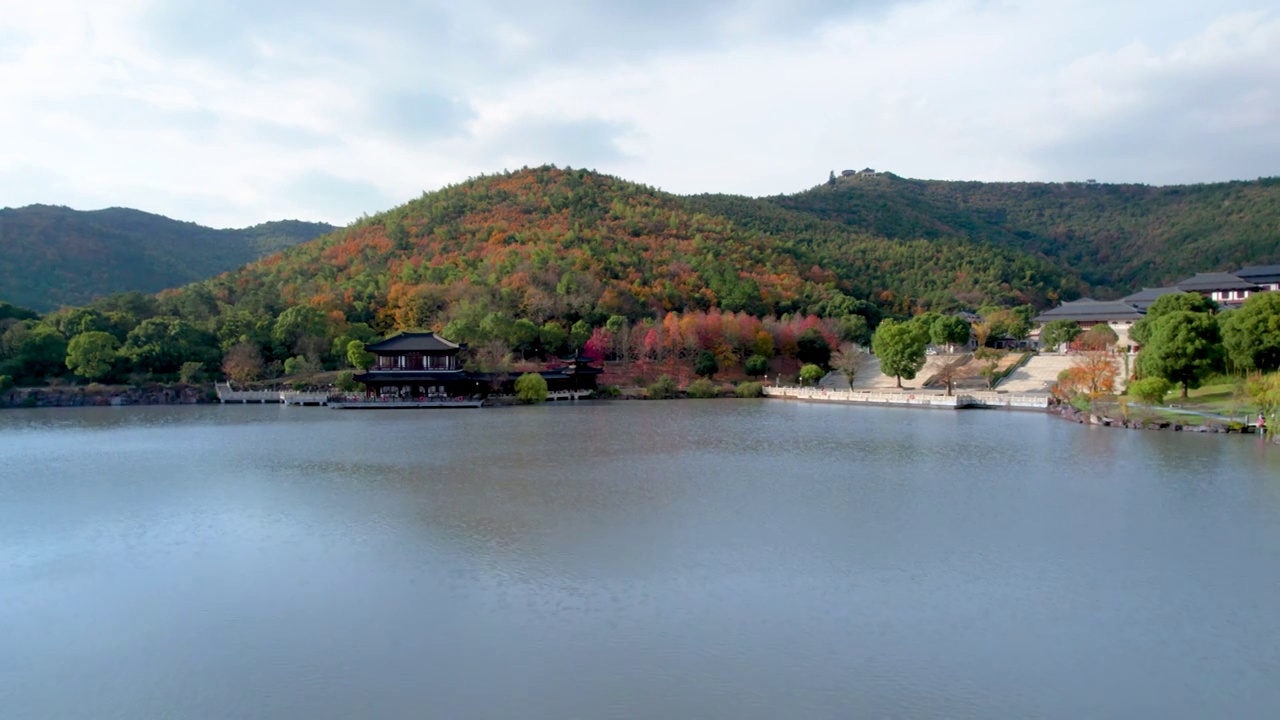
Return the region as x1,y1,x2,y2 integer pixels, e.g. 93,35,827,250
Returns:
1173,272,1259,306
352,332,486,399
1031,298,1144,348
544,354,604,394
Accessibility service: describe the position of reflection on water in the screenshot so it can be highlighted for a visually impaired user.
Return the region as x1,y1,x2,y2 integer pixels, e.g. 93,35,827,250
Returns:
2,402,1279,719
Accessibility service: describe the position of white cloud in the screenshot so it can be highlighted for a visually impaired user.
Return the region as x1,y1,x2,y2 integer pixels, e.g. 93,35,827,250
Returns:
0,0,1275,226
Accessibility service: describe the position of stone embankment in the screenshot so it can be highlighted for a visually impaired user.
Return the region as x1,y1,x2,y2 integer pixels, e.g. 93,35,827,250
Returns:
1051,405,1259,434
764,386,1050,410
1,384,214,408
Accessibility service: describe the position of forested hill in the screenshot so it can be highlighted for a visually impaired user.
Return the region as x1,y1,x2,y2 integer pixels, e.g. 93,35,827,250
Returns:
0,205,335,311
189,166,1081,331
772,173,1280,292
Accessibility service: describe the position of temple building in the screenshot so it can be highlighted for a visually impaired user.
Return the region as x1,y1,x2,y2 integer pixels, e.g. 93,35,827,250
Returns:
1031,298,1144,348
1173,272,1259,306
542,354,604,394
349,331,604,403
1233,265,1280,292
352,332,486,399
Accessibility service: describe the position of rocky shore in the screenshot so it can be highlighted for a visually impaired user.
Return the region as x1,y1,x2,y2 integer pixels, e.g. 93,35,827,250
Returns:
1,384,215,408
1051,404,1258,434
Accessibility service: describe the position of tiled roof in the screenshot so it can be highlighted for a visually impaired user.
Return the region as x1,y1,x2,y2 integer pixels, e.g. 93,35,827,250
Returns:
1032,298,1144,323
1120,287,1183,310
1174,272,1259,292
1234,265,1280,284
364,332,461,353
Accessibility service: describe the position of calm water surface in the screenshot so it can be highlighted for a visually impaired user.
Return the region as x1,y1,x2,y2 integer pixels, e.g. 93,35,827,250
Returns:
1,401,1279,719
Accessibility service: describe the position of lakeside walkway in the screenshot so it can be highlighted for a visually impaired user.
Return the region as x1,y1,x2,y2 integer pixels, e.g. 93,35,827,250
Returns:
764,386,1050,410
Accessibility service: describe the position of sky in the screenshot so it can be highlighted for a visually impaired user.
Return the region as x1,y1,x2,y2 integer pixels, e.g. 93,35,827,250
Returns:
0,0,1277,228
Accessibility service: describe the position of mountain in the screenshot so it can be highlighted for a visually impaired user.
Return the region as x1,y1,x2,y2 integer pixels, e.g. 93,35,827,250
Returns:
0,205,336,311
192,166,1081,330
771,173,1280,293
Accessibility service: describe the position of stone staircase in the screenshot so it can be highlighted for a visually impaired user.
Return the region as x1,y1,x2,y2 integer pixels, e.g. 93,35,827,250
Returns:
993,353,1078,393
820,354,960,391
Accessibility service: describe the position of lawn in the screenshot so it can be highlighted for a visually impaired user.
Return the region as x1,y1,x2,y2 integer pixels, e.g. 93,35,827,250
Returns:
1123,380,1259,421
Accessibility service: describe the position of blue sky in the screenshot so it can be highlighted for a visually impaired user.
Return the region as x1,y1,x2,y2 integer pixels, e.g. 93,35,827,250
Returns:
0,0,1277,227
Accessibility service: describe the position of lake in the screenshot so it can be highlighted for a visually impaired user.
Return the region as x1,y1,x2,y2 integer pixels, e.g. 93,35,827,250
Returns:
1,401,1279,719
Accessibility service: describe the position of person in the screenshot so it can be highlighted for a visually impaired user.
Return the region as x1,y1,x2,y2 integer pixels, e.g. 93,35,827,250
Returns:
1259,413,1267,430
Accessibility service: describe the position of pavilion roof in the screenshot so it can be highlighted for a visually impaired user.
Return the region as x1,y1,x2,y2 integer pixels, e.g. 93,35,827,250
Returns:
1233,265,1280,284
1174,272,1259,292
1032,298,1144,324
364,332,461,353
1120,287,1183,310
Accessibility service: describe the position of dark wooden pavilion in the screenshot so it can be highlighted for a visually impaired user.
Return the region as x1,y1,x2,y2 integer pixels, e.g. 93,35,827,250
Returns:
353,332,486,399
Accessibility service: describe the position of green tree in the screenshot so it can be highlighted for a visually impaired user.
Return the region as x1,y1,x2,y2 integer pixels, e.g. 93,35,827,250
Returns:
796,328,832,367
837,314,871,346
1127,377,1171,405
122,317,215,375
2,323,69,384
346,340,375,370
539,321,568,357
1131,292,1217,345
694,350,719,378
272,305,329,354
1040,319,1082,351
799,363,825,386
65,331,118,381
514,372,548,403
930,316,971,350
1137,311,1223,398
1246,372,1280,439
1221,293,1280,372
510,319,540,356
179,361,205,385
569,319,592,350
872,319,927,388
744,354,770,377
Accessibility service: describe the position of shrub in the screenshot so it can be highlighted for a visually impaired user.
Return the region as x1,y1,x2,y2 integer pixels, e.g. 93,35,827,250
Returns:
596,384,621,398
179,361,205,385
686,378,719,398
0,375,12,392
514,372,548,403
694,350,719,378
799,363,825,386
335,370,362,392
647,375,677,399
735,381,764,398
974,347,1002,361
1128,377,1172,406
744,354,769,377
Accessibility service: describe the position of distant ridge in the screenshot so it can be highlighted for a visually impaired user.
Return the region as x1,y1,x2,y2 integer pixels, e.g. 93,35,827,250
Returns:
771,173,1280,293
0,205,336,311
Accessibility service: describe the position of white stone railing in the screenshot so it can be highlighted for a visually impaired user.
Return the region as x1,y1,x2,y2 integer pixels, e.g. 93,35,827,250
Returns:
763,386,1049,410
